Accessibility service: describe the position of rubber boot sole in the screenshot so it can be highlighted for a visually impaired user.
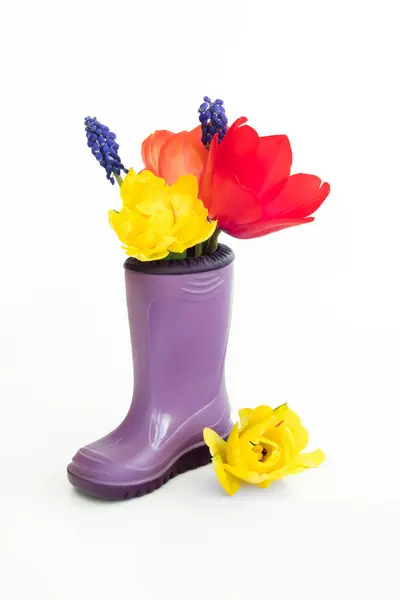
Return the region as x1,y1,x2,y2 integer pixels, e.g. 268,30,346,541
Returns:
67,442,212,500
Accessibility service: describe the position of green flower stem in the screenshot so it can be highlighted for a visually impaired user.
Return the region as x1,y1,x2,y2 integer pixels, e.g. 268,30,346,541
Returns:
195,243,202,258
166,251,187,260
114,172,123,187
207,228,220,255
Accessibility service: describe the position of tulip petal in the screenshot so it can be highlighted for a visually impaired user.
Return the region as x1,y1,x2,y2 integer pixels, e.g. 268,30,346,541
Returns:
238,408,252,431
226,423,245,468
158,131,208,185
225,116,248,132
258,445,281,472
188,124,203,141
263,174,330,219
121,169,167,211
227,217,315,239
212,456,241,496
256,468,289,488
141,130,175,176
170,173,199,202
279,407,309,454
217,118,258,167
208,172,262,230
288,449,326,474
203,427,227,462
240,405,274,432
191,214,217,244
224,464,273,484
261,424,297,470
239,419,271,459
216,117,268,194
125,247,170,261
108,209,131,244
257,135,292,194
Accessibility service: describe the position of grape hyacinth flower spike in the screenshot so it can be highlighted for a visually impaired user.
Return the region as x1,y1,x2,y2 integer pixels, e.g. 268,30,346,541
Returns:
84,116,128,185
198,96,228,148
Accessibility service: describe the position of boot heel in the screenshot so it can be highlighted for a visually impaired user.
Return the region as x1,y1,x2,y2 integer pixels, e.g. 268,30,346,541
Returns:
175,442,212,473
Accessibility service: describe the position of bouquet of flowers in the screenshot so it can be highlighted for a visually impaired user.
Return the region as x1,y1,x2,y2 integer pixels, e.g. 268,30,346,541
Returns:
85,96,330,261
67,98,329,500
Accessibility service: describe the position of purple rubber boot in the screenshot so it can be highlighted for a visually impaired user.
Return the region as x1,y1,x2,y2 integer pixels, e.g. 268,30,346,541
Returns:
67,245,234,499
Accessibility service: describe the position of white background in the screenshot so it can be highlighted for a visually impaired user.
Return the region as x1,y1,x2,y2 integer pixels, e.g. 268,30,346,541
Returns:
1,0,399,598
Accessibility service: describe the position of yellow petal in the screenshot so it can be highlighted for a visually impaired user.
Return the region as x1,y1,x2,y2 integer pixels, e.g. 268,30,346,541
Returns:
256,479,273,489
238,408,252,431
239,419,270,453
273,402,288,414
120,167,137,189
188,217,217,247
136,195,171,217
259,437,280,451
256,468,288,488
224,464,272,484
108,210,129,244
249,439,281,473
136,170,166,188
226,423,245,468
240,406,274,433
288,449,326,473
124,246,169,261
169,175,197,219
260,448,281,471
173,212,200,244
260,425,296,470
167,241,187,253
170,173,199,199
211,456,241,496
134,228,157,248
203,428,227,462
120,169,138,207
121,169,166,210
274,406,309,453
193,197,209,220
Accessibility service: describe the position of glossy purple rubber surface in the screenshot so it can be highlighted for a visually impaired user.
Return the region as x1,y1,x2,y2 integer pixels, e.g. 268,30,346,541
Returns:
67,248,234,499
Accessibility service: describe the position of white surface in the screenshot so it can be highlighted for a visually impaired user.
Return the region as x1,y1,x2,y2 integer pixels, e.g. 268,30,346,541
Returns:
1,1,400,598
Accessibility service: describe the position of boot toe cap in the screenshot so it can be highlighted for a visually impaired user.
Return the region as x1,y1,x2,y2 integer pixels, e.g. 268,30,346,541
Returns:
67,447,116,482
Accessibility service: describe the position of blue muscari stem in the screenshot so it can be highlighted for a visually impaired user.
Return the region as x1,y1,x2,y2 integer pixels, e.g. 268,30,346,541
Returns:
84,116,128,185
198,96,228,148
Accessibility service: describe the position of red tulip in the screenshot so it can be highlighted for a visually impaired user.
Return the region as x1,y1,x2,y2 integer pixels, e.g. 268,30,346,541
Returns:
199,117,330,238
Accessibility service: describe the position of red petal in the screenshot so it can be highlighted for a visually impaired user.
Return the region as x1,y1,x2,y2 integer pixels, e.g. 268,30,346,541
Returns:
217,118,256,165
158,130,208,185
141,130,174,176
216,117,270,195
258,135,292,196
227,116,248,132
208,173,262,232
228,217,314,239
263,174,330,219
216,119,292,197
